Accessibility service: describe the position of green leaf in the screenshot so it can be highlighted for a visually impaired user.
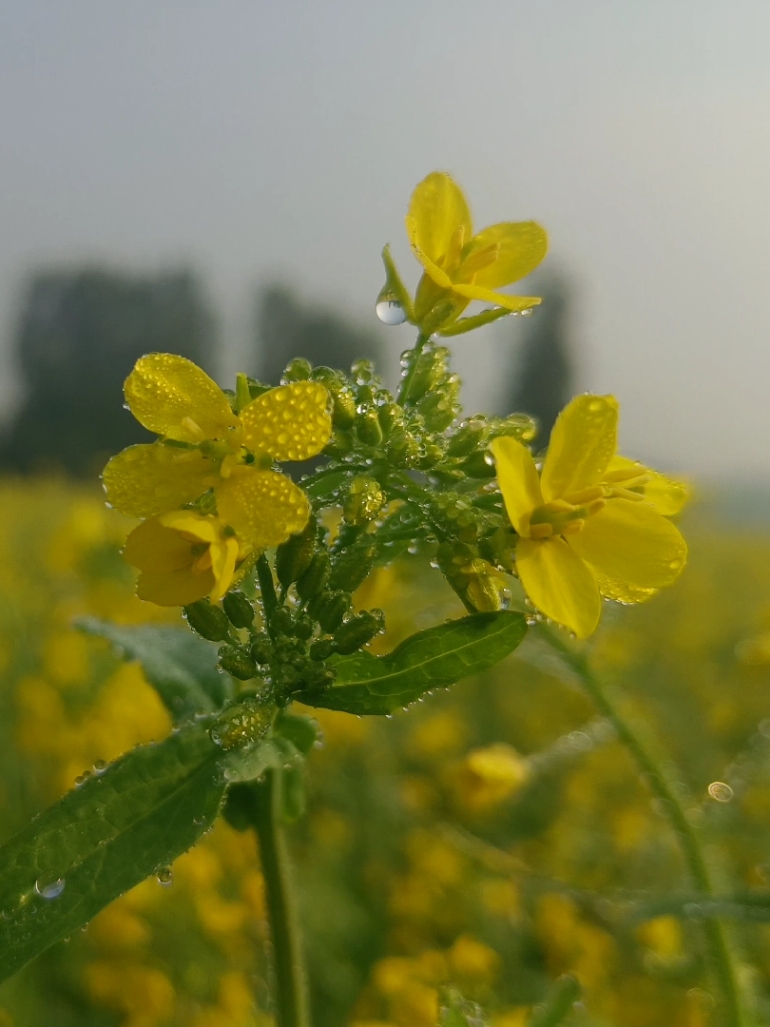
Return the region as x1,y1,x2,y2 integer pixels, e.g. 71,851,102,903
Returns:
530,976,582,1027
78,617,234,722
295,612,527,715
274,711,321,755
0,720,226,984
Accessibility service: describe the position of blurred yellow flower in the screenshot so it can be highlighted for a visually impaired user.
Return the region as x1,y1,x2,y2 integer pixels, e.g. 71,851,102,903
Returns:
491,394,687,638
123,510,242,607
102,352,330,521
405,171,547,332
454,743,530,812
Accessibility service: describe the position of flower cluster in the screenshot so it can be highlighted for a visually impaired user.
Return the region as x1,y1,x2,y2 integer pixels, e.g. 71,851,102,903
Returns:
102,354,331,606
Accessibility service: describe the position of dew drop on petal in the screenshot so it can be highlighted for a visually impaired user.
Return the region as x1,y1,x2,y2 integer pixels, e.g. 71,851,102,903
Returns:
376,297,406,326
708,781,733,803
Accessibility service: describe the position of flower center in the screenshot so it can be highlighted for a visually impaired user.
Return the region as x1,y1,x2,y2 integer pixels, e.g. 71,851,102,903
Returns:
527,487,606,540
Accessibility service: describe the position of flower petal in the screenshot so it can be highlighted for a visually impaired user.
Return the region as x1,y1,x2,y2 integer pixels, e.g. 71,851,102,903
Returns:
604,455,690,515
516,537,601,639
136,567,214,607
490,436,543,536
123,518,193,574
216,468,310,553
102,444,214,519
462,221,548,289
541,395,618,502
124,354,238,443
209,537,240,601
450,283,542,313
240,382,332,462
406,172,473,286
568,498,687,602
159,509,219,543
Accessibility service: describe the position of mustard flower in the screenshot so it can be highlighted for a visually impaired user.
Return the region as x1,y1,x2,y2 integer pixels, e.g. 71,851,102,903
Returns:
380,172,548,336
102,354,331,603
490,395,687,638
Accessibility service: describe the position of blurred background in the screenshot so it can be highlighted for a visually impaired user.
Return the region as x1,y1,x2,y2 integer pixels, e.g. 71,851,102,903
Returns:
1,2,770,1025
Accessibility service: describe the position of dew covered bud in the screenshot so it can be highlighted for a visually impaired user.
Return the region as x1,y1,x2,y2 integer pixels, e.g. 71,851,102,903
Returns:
281,357,312,382
250,633,272,665
460,450,496,478
292,615,315,640
328,543,376,592
222,590,255,628
276,518,316,589
447,418,488,458
436,541,506,614
296,551,330,600
387,429,421,468
325,427,355,456
334,610,385,655
218,644,258,681
184,600,230,642
309,638,337,661
270,608,294,635
356,410,384,447
316,590,351,633
302,662,336,690
401,345,450,403
378,402,404,438
343,476,385,526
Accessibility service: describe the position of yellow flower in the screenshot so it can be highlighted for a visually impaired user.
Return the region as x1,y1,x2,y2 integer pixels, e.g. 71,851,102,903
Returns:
490,395,687,638
403,172,548,334
102,354,331,587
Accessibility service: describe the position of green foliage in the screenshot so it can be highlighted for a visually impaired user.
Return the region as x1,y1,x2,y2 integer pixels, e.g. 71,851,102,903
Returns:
77,617,233,722
296,612,527,715
0,721,226,984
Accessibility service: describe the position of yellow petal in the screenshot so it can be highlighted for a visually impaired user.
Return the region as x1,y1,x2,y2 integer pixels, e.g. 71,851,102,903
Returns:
159,509,219,543
461,221,548,289
124,354,238,443
490,436,543,536
541,395,618,502
136,567,214,607
604,455,690,515
240,381,331,462
209,537,240,601
450,283,542,314
102,444,213,519
216,468,310,553
516,536,601,639
406,172,473,285
568,498,687,603
123,518,193,574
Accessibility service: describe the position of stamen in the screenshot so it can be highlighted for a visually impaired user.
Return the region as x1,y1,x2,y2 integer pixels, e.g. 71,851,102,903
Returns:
561,519,585,535
444,225,466,274
458,243,500,279
529,523,553,539
611,488,645,502
181,416,206,441
564,486,605,505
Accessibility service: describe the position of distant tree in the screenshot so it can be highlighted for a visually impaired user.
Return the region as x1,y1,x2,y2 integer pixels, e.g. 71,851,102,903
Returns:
503,273,573,445
1,268,217,476
253,285,380,384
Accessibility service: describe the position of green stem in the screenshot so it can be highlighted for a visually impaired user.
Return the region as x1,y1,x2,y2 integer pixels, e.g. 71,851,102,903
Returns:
251,769,311,1027
257,554,278,632
396,332,428,405
539,625,750,1027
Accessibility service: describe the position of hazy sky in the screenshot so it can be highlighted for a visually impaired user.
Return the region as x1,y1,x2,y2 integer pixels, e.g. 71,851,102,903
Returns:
2,0,770,477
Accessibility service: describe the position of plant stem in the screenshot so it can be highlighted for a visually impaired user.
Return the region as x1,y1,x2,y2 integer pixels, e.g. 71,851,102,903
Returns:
251,768,311,1027
396,332,428,405
539,624,750,1027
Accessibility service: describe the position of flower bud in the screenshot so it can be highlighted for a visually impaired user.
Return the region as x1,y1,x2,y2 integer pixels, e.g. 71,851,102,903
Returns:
436,542,505,614
325,427,355,456
282,357,312,382
355,410,384,447
334,610,384,654
184,600,230,642
459,450,496,478
378,402,404,438
302,662,336,690
328,543,377,592
488,413,537,444
270,608,294,635
296,551,330,600
250,633,272,665
222,590,255,628
309,638,337,661
447,418,488,457
316,590,351,633
401,346,450,403
275,519,316,589
343,476,385,526
218,644,258,681
387,430,421,468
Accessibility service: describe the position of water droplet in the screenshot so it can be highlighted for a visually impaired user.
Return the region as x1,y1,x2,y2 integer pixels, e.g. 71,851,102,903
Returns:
708,781,733,802
156,867,173,886
520,308,535,317
35,878,65,900
375,294,406,326
93,760,108,774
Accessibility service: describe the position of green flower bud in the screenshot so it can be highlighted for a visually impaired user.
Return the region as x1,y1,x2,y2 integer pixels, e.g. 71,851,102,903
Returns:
250,633,272,665
218,644,258,681
275,664,301,690
401,346,450,403
447,418,488,457
460,450,496,478
331,385,357,428
317,590,351,633
222,590,255,628
302,662,336,690
282,357,312,382
418,377,461,432
478,526,517,572
351,358,376,383
296,551,330,600
334,610,385,655
270,608,294,635
309,638,337,661
275,519,316,589
293,615,315,640
325,427,355,456
210,696,272,750
488,413,538,443
436,542,506,614
328,543,376,592
378,402,404,438
343,476,385,526
355,410,384,447
387,429,421,468
184,600,230,642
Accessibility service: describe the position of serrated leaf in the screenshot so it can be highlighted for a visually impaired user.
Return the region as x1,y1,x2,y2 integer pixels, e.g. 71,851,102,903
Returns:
78,617,233,722
0,721,226,984
295,612,527,715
